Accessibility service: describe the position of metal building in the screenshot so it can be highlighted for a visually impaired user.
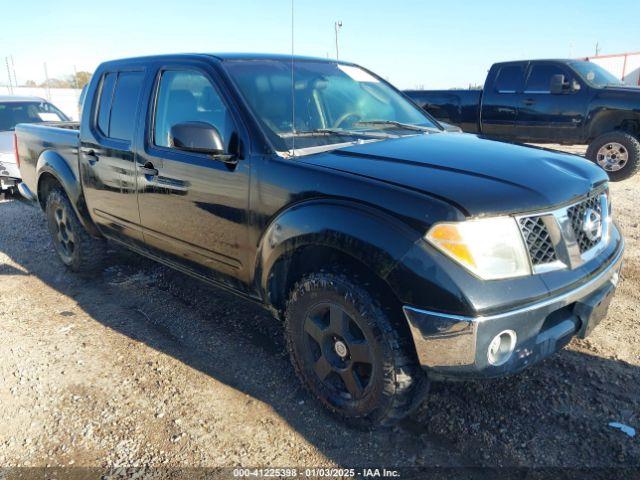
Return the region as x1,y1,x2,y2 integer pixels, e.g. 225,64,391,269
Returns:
583,51,640,86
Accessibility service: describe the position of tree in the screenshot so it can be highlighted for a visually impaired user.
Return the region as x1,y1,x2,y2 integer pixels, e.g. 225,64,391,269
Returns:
38,71,93,89
74,71,92,89
24,80,36,87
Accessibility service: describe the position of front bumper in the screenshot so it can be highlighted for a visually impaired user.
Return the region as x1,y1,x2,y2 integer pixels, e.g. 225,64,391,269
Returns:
403,241,624,379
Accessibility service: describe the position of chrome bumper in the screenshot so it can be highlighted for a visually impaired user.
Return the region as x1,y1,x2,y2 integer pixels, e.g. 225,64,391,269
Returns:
17,181,36,201
403,242,624,377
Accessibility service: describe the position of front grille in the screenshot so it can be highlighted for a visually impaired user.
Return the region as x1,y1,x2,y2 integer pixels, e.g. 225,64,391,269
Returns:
517,187,609,273
567,191,604,253
519,216,557,265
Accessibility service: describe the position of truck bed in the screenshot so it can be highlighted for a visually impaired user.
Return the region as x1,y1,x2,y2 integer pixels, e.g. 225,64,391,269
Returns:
15,122,80,201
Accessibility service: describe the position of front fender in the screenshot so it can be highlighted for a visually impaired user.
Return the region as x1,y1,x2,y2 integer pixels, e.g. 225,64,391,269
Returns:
586,106,640,141
36,150,101,237
256,200,421,298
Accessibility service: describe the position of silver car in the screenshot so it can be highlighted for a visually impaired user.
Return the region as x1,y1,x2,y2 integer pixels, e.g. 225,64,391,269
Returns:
0,96,69,193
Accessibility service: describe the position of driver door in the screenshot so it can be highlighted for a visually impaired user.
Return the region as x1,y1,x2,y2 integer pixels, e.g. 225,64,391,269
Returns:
136,65,251,284
515,62,586,142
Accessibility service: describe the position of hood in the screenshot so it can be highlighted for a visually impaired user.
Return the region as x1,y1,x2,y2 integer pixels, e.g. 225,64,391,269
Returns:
299,133,607,217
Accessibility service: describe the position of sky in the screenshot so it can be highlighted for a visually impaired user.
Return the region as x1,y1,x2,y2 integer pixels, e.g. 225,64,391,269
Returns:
2,0,639,90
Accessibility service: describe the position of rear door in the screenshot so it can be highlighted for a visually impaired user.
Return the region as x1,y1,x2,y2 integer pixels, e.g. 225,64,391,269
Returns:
480,63,526,138
135,63,252,285
515,62,586,142
79,69,146,245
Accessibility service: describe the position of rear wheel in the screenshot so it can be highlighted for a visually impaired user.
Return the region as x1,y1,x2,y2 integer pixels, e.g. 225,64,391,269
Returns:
45,188,106,272
586,131,640,181
285,272,427,428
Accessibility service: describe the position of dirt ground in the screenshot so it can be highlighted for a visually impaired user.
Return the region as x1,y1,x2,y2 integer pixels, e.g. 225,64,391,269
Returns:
0,145,638,472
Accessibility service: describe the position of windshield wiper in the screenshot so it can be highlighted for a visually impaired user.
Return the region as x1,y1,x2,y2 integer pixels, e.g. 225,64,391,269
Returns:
354,120,440,133
280,128,393,139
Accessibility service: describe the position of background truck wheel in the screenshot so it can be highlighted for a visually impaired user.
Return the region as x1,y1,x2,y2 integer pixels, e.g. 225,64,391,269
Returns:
586,131,640,181
285,272,427,428
45,188,106,272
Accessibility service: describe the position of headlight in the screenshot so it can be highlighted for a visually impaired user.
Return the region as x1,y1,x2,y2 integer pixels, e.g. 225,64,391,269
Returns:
425,217,531,280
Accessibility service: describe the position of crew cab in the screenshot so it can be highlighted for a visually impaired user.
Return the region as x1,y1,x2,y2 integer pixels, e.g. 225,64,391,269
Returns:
405,59,640,181
15,54,624,427
0,95,69,193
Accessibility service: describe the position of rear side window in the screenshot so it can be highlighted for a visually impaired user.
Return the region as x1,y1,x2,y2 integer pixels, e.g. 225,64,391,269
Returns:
525,64,566,92
494,65,525,93
109,72,145,140
96,71,144,141
97,73,116,135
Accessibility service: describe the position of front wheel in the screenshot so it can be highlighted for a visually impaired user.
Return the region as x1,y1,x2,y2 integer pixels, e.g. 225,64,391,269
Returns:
586,131,640,181
45,188,106,272
285,272,427,428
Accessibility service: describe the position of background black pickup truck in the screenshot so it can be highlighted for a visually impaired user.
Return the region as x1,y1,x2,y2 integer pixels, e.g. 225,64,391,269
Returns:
15,54,624,428
405,59,640,181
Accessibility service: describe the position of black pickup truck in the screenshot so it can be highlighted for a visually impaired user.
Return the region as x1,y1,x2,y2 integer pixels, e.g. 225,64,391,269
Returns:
405,59,640,181
15,54,624,427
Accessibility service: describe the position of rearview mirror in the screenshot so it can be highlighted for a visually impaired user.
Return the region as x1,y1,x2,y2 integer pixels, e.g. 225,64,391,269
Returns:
169,122,225,155
550,74,566,94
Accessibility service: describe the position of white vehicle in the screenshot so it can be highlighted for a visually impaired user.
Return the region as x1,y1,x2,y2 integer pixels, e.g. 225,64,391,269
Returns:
0,96,69,193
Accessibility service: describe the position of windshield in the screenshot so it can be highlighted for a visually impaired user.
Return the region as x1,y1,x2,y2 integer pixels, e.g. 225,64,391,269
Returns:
569,61,623,88
0,101,69,131
223,59,439,154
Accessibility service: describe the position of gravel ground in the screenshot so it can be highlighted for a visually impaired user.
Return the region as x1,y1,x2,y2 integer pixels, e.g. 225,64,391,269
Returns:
0,146,638,471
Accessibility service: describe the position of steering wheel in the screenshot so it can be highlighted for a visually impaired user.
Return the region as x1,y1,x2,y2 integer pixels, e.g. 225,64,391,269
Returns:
332,112,362,129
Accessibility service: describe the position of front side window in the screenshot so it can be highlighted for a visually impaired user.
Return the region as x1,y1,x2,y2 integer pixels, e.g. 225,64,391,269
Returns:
525,65,566,93
0,101,68,131
154,70,230,148
224,59,439,153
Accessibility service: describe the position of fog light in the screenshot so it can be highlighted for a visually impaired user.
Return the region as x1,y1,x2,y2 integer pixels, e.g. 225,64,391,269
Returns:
487,330,517,366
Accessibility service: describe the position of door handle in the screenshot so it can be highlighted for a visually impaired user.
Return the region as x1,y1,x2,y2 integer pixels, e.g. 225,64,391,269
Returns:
139,163,159,177
523,98,535,106
80,148,98,164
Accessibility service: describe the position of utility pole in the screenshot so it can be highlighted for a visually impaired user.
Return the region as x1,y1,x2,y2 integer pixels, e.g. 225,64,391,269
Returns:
43,62,51,101
334,21,342,60
73,65,79,89
595,42,601,56
10,56,17,88
4,57,13,94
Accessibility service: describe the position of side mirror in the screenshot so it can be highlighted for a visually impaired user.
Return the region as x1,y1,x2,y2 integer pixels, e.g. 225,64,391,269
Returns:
550,74,566,94
169,122,235,162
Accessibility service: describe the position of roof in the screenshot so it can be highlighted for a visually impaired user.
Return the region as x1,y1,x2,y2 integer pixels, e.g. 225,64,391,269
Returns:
493,59,579,66
210,53,344,63
99,52,351,66
0,95,46,103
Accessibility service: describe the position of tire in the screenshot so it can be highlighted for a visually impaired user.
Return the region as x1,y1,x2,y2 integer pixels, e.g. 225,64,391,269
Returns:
285,272,427,428
586,131,640,181
45,188,106,272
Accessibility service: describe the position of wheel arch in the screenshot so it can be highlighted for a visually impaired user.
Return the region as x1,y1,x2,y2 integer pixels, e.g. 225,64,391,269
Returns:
588,109,640,142
36,151,101,237
256,200,420,316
